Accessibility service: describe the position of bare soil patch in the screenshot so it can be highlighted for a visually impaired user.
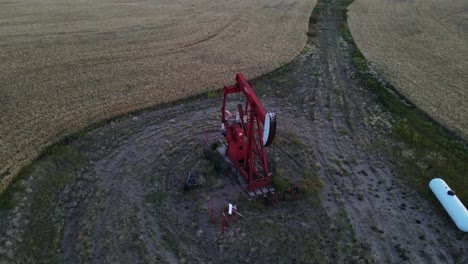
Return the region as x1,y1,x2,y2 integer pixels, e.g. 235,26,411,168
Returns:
0,0,316,191
1,0,467,263
347,0,468,140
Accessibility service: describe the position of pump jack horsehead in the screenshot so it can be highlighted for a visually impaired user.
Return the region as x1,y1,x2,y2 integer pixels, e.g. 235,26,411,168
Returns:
221,73,276,191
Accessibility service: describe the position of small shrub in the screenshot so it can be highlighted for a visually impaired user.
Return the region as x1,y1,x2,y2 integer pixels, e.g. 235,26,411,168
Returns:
301,169,324,195
271,175,293,192
145,190,167,205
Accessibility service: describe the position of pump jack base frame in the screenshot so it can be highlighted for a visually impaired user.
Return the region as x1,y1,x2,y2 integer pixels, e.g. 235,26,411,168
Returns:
215,143,275,198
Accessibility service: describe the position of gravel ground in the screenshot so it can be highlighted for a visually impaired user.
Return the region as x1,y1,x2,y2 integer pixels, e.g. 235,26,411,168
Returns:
0,0,316,191
347,0,468,140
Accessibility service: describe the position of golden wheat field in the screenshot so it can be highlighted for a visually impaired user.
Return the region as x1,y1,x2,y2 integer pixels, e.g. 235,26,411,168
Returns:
348,0,468,139
0,0,316,191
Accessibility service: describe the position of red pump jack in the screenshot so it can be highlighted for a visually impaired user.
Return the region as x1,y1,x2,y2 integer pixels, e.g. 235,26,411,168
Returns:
221,73,276,191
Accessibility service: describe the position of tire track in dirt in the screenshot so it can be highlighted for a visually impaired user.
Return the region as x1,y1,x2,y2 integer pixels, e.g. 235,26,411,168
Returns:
313,1,395,258
60,102,218,263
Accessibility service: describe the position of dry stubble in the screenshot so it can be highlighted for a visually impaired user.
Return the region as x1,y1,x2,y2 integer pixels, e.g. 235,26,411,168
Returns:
347,0,468,139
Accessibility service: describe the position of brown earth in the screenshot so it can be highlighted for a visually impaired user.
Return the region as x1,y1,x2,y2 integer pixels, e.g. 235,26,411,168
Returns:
0,0,316,191
0,0,466,263
347,0,468,140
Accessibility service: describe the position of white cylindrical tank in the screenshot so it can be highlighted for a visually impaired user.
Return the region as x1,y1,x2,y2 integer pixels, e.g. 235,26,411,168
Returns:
429,178,468,232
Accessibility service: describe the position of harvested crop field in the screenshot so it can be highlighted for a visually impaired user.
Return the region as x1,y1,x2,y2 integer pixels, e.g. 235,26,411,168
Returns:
0,0,316,191
347,0,468,140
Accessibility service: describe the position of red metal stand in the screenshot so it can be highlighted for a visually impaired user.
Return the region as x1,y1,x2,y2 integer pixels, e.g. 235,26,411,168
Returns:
209,198,216,223
220,207,238,235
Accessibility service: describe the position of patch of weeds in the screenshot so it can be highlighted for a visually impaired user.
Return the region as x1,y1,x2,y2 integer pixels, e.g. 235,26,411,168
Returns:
394,244,410,261
310,4,322,24
339,129,350,136
246,199,266,212
41,145,83,170
250,81,272,97
0,165,31,211
21,144,85,261
342,22,368,73
206,90,221,99
333,88,343,97
61,130,88,145
203,152,222,176
307,1,322,43
241,214,328,262
301,169,324,195
306,31,317,38
357,191,364,201
341,166,351,176
29,220,63,262
342,24,353,43
267,64,294,91
160,225,180,256
1,142,85,212
145,190,167,205
283,131,305,148
334,159,351,176
352,50,368,73
271,173,293,192
388,123,468,203
454,253,465,264
327,210,377,263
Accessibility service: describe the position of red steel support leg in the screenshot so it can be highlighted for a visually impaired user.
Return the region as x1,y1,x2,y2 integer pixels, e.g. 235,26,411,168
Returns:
210,198,216,223
221,215,228,235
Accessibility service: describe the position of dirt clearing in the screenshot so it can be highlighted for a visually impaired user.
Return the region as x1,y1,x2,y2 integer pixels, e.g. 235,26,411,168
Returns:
347,0,468,140
0,0,316,191
1,0,466,263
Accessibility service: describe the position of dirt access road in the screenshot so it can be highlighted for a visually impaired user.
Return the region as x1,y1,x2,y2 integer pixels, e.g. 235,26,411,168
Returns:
0,0,466,263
